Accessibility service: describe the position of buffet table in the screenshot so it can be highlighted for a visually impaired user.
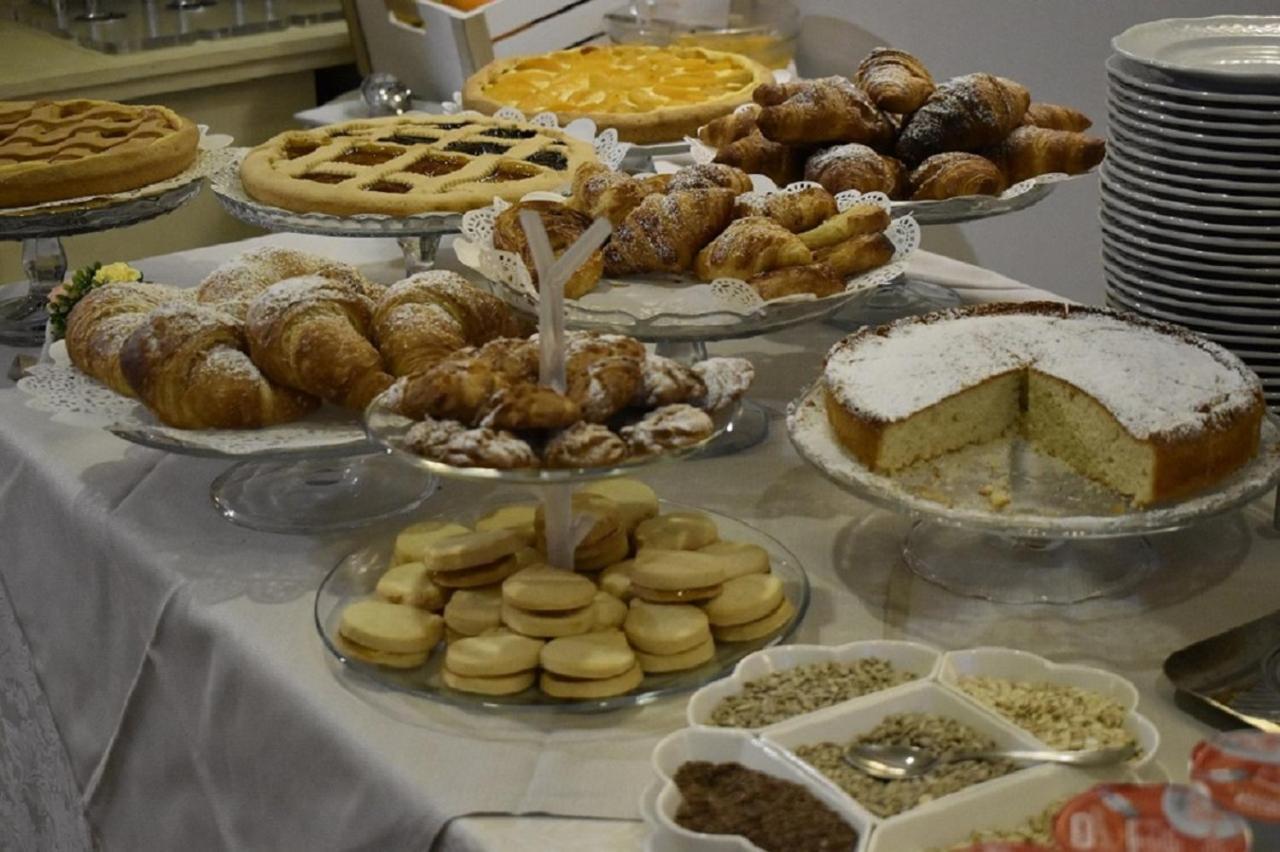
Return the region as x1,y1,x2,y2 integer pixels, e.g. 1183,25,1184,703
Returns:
3,233,1277,850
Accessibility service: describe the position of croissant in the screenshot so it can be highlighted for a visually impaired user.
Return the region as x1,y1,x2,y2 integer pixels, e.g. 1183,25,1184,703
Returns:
666,163,753,195
492,200,604,299
734,185,837,233
196,247,375,320
698,104,761,147
372,270,521,377
908,152,1008,200
895,74,1031,164
748,263,845,300
119,303,317,429
712,130,806,187
694,217,812,282
246,275,393,410
603,188,736,276
813,232,895,277
855,47,935,113
796,203,890,250
984,126,1106,184
804,144,907,198
569,163,655,228
1023,102,1092,132
65,281,192,397
754,77,895,149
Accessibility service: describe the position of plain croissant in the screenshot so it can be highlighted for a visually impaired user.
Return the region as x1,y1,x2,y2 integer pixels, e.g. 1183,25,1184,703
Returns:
603,188,736,276
245,274,393,410
855,47,936,113
755,76,896,149
119,302,317,429
984,126,1106,184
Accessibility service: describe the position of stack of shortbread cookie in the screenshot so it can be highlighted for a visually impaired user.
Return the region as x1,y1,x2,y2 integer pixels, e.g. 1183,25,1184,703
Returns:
335,478,795,700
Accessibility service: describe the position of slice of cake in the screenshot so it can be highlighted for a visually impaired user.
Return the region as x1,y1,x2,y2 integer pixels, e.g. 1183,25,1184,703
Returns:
823,302,1265,505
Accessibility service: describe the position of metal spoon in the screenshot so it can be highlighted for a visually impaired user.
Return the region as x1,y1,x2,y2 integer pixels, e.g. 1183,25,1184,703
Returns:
842,742,1138,780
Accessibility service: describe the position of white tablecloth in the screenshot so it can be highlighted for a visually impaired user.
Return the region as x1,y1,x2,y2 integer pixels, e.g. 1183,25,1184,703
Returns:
2,234,1276,851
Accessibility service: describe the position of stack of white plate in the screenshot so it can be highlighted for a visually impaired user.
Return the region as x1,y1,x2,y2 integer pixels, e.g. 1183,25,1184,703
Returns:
1104,16,1280,410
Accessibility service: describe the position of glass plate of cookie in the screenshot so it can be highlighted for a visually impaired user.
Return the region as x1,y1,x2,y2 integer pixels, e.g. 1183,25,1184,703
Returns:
313,490,810,712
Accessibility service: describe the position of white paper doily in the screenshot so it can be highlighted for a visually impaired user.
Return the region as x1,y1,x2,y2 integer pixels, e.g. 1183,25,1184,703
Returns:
685,130,1088,225
17,343,368,458
454,183,918,331
1,127,234,218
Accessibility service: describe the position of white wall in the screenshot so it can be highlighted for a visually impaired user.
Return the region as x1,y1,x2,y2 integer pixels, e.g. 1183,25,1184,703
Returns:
793,1,1279,304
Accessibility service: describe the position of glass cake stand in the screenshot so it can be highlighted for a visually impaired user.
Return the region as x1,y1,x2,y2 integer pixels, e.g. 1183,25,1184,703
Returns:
16,342,438,534
787,383,1280,605
0,178,204,346
314,497,809,712
210,150,460,274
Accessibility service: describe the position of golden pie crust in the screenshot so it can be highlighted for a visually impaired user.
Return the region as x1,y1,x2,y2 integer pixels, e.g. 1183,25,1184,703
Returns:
0,99,199,209
462,45,773,144
239,113,599,217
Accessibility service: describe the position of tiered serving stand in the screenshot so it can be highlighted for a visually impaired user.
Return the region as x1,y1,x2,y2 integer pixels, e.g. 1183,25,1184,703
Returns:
1103,16,1280,412
787,383,1280,605
455,186,920,454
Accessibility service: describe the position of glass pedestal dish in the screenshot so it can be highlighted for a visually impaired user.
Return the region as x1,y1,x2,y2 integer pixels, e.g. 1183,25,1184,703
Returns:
0,179,203,346
787,383,1280,604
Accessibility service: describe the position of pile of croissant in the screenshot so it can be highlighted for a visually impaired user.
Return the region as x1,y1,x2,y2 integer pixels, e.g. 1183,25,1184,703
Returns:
493,162,897,302
61,246,753,469
697,47,1105,202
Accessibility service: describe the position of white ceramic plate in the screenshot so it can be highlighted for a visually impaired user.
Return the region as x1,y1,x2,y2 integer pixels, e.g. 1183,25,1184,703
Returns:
1101,194,1280,248
1100,174,1280,237
1107,68,1280,118
1099,214,1280,272
1102,162,1280,217
1105,53,1280,104
1100,233,1280,285
1108,97,1280,149
1108,116,1280,166
1105,284,1280,341
1107,276,1280,332
1104,249,1280,304
1107,144,1280,196
1110,130,1280,179
1108,86,1280,132
1104,152,1280,207
1112,16,1280,83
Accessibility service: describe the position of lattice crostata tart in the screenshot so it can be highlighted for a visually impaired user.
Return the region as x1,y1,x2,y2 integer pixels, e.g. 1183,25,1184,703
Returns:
463,45,772,144
0,99,199,208
239,113,599,216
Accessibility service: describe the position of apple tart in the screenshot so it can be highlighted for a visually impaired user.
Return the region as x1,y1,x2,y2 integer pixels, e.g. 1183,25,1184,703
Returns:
239,113,598,216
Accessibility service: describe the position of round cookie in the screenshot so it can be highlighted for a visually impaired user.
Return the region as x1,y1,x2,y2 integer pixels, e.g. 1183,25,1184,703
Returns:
623,599,711,655
376,561,449,610
339,600,444,654
422,528,522,573
575,527,631,572
580,479,659,531
599,560,635,600
631,549,725,603
702,574,784,627
634,511,719,551
535,492,622,548
336,634,430,669
634,636,716,674
393,520,471,565
431,549,527,589
696,540,770,580
711,597,796,643
592,591,628,629
540,662,644,699
444,586,504,636
540,630,635,679
443,667,536,696
446,632,544,677
503,565,597,612
475,503,538,546
502,601,595,638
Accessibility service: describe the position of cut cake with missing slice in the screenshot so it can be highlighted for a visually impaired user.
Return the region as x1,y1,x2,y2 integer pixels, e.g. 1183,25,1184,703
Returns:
823,302,1265,505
